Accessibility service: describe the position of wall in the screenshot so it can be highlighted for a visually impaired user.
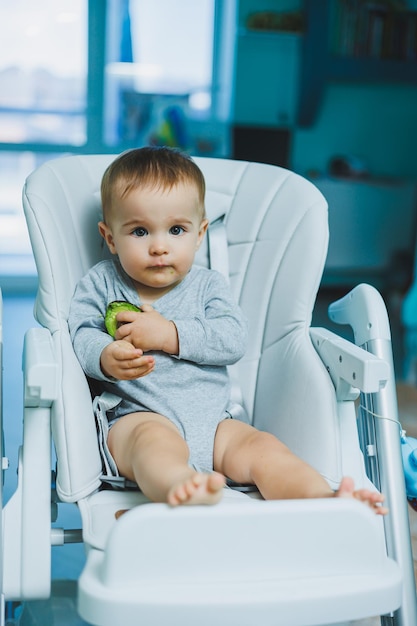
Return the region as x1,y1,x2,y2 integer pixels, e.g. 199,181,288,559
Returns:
293,83,417,181
234,0,417,181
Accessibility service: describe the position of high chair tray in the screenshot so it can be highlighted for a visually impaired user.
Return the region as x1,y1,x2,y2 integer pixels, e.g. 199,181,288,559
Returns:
78,496,401,626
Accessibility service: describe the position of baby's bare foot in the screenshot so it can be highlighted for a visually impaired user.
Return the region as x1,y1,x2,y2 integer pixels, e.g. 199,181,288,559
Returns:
335,476,388,515
167,471,225,506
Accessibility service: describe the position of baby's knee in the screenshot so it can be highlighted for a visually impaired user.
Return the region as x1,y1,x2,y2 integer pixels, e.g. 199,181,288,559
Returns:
129,417,177,448
249,429,289,455
110,412,178,454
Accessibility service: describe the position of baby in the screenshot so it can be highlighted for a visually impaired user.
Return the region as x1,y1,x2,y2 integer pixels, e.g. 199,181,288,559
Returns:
68,146,387,514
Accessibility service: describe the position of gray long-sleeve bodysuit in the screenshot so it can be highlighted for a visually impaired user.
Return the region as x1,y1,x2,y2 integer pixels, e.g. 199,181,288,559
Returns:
68,259,248,471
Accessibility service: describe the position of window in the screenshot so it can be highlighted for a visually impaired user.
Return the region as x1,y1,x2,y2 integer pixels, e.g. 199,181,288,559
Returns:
0,0,87,270
0,0,235,278
103,0,230,153
0,0,87,145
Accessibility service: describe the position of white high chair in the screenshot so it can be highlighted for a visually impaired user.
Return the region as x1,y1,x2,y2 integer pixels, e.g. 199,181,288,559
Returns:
2,154,416,626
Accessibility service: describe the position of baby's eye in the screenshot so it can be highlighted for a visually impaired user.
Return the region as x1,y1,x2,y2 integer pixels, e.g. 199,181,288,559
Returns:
132,227,147,237
170,225,185,236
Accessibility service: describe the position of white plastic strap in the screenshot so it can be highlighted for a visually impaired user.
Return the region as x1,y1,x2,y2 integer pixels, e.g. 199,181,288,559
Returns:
93,392,122,477
207,214,229,282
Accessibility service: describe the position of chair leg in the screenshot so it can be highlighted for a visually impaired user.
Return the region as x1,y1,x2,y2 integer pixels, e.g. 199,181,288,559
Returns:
361,337,417,626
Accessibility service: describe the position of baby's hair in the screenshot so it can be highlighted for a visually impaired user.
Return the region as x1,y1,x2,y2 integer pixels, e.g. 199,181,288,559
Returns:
101,146,206,222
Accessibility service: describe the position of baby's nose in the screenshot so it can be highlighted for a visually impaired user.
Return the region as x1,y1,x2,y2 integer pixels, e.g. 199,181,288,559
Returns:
149,236,168,255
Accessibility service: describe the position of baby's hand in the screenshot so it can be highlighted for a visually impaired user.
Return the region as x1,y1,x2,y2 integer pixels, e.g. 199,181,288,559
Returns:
115,304,179,354
100,339,155,380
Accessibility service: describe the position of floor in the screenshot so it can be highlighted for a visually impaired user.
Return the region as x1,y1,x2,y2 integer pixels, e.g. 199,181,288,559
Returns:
2,286,417,625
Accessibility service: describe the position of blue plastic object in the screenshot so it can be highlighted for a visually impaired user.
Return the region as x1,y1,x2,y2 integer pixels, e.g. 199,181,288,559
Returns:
401,433,417,510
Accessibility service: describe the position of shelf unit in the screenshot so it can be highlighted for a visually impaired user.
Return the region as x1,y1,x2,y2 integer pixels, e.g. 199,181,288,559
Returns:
298,0,417,127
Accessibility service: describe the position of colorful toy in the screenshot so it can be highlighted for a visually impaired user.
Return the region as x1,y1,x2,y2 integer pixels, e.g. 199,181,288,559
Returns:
150,105,188,149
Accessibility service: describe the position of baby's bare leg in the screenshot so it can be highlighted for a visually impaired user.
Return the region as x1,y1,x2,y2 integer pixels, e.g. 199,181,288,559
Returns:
214,420,386,513
214,419,333,500
108,412,225,506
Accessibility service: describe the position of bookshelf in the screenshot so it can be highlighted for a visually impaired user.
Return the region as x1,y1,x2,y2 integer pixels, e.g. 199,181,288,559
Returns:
298,0,417,127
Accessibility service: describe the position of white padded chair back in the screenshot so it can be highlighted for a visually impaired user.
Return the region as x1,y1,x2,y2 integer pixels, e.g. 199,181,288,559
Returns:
23,155,340,502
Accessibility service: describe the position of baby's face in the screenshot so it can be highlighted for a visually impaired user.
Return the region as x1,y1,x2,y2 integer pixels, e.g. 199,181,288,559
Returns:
99,182,208,300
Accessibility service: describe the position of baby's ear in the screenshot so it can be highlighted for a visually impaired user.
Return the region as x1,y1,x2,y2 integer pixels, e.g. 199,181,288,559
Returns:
98,221,117,254
196,218,209,248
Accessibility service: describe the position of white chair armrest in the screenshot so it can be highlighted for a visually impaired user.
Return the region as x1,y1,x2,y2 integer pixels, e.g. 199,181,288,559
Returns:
310,327,389,400
3,327,57,600
24,327,57,407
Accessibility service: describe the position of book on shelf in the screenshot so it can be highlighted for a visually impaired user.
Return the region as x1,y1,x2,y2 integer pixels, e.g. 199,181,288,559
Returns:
332,0,417,61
